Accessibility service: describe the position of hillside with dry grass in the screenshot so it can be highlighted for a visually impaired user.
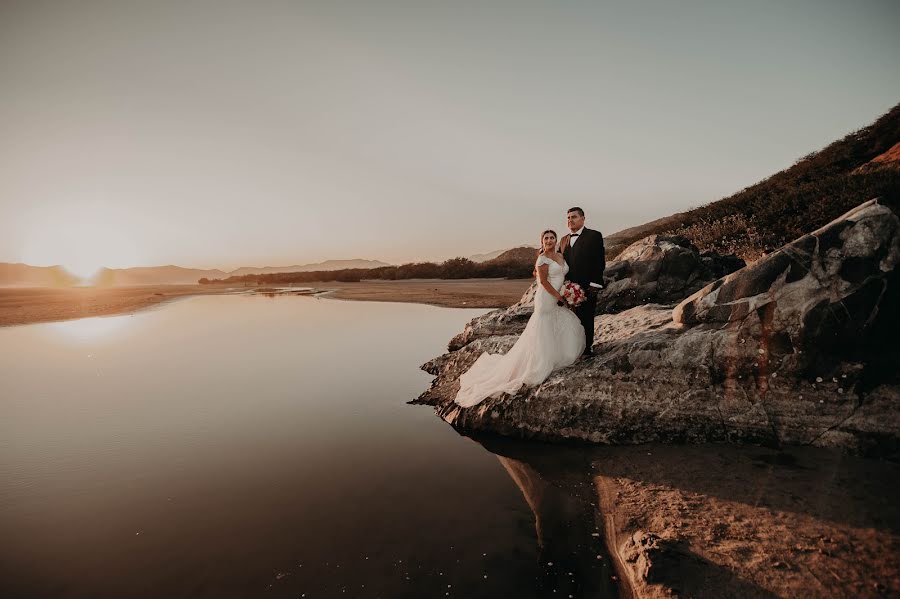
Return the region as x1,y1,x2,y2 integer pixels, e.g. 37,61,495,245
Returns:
608,102,900,260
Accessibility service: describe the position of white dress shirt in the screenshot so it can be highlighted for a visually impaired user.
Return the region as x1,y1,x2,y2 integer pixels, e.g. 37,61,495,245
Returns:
567,227,602,289
568,226,585,246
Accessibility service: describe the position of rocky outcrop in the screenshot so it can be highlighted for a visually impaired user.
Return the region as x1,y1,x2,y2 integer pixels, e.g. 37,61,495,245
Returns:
447,286,536,351
446,234,743,351
416,200,900,456
599,235,744,313
674,199,899,391
621,532,696,593
852,141,900,174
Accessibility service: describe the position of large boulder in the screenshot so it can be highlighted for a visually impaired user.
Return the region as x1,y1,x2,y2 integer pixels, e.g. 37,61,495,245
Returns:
598,234,743,313
417,200,900,456
674,199,900,390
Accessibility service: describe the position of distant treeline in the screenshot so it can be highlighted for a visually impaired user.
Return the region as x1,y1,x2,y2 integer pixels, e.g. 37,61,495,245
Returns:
199,256,535,285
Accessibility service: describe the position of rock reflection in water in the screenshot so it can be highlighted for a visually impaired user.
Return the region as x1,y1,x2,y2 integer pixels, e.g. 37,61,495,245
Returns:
475,437,621,598
470,434,900,598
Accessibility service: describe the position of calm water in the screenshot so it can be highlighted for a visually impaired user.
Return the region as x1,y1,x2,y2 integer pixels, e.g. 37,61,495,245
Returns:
0,295,617,598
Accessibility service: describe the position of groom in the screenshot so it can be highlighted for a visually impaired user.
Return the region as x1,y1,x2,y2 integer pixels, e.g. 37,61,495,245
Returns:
560,207,606,357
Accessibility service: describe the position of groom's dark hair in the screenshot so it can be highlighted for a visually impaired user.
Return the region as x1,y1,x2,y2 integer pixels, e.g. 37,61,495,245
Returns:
567,207,584,216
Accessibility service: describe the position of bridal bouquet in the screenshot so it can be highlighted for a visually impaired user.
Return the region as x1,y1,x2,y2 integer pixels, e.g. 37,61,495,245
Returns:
561,281,587,307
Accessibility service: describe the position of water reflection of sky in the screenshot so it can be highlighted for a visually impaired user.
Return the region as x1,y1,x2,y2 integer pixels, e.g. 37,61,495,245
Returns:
41,311,143,343
3,295,595,598
4,294,887,597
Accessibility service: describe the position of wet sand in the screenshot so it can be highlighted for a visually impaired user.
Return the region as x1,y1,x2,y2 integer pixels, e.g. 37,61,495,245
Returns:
0,279,532,327
310,278,532,308
0,285,232,327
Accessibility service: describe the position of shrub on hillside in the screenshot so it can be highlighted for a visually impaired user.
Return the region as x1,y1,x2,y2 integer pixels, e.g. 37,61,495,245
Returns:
646,102,900,260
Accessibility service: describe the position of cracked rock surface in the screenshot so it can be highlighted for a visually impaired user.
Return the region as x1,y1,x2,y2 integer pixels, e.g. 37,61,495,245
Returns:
416,200,900,457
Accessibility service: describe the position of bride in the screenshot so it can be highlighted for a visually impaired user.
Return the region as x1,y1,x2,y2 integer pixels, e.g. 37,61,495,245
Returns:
454,229,586,408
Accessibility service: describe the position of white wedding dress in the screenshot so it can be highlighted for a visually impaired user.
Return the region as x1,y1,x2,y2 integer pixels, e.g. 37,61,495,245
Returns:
454,254,586,407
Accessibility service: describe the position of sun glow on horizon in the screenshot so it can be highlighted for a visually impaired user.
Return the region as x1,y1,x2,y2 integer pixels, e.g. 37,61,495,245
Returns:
61,262,105,285
19,201,146,285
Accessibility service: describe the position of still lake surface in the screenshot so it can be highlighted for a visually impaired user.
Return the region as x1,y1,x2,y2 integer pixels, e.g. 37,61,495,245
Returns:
0,295,617,598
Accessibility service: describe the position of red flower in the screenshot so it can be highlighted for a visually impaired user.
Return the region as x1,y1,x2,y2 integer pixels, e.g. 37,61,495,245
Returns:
561,281,586,307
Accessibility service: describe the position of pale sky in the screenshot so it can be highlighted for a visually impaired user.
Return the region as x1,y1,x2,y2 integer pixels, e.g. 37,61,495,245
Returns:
2,0,898,274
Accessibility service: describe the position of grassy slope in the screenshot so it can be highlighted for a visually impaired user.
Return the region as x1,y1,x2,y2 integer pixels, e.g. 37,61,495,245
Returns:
607,102,900,260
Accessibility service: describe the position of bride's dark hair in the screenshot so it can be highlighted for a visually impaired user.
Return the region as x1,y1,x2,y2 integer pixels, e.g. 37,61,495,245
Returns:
538,229,557,255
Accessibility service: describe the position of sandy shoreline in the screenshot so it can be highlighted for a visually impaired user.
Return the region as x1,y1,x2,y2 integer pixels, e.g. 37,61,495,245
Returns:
311,278,533,308
0,278,532,327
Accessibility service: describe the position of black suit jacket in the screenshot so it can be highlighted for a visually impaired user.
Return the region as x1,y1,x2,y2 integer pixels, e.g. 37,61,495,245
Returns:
561,228,606,290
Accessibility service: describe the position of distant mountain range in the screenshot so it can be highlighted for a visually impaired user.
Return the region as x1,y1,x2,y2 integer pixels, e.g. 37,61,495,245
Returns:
1,251,545,287
0,259,392,287
0,263,81,287
90,265,230,286
468,246,535,263
226,259,392,276
483,246,539,264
